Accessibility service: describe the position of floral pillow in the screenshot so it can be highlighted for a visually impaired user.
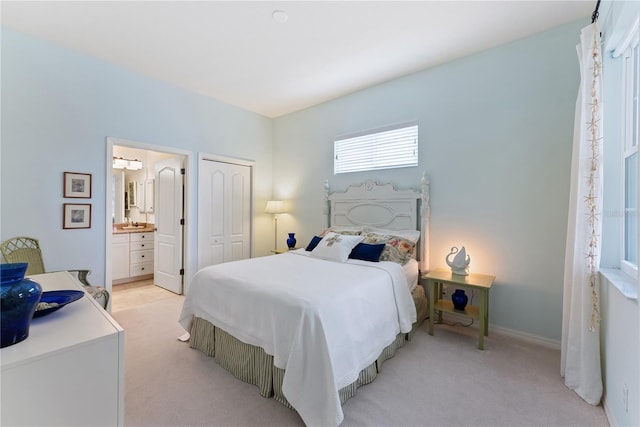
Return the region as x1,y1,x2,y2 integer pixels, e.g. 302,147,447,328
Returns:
362,227,420,244
361,232,417,265
319,226,363,237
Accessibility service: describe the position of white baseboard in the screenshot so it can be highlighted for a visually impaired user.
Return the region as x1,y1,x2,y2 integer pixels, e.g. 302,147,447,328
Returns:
490,324,561,350
602,396,616,427
437,312,561,350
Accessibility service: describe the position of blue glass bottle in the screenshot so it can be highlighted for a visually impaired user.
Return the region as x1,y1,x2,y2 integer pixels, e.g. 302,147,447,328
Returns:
1,263,43,348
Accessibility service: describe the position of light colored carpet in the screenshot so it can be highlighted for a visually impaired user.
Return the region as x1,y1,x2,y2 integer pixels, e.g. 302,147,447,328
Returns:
112,295,609,427
112,280,177,312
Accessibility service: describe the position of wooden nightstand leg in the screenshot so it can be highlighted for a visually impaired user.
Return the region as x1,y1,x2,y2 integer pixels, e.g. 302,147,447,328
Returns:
478,317,485,350
436,282,443,323
478,296,485,350
428,280,435,336
484,289,490,336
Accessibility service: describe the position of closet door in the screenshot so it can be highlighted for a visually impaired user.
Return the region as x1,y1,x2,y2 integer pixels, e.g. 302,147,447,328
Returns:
198,159,252,270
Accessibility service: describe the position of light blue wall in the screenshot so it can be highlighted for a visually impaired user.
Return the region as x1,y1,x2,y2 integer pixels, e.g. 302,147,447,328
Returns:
0,28,274,284
273,19,586,342
1,18,594,343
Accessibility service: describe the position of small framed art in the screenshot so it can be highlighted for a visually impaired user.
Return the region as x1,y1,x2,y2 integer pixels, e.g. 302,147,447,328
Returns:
64,172,92,198
63,203,91,229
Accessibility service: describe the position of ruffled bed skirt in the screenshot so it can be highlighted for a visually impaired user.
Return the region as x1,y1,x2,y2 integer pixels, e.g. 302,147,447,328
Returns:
188,284,428,411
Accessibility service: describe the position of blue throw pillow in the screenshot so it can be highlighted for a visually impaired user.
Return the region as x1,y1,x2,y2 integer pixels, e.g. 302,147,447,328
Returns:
305,235,323,251
349,243,385,262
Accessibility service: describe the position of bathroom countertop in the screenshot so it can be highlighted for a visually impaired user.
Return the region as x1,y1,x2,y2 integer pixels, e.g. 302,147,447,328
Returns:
112,223,154,234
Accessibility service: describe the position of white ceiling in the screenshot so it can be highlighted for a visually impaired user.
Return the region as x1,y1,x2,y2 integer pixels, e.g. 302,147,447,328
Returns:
2,1,594,118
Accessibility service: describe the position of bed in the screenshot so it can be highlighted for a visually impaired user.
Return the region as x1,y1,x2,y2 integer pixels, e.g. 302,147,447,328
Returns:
179,174,431,426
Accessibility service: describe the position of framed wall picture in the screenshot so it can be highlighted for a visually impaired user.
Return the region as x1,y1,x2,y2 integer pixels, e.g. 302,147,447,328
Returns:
63,203,91,229
64,172,92,198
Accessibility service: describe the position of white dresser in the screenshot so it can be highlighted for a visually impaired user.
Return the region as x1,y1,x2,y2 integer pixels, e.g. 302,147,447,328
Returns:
1,271,124,426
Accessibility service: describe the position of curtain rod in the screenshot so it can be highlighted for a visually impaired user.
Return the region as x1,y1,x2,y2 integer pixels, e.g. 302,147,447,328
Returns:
591,0,601,24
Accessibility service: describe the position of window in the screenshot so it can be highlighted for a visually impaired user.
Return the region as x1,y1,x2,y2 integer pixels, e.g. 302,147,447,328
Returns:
621,33,640,277
334,124,418,174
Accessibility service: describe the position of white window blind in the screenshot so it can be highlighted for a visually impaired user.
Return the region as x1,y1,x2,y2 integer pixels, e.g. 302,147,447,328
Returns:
334,124,418,174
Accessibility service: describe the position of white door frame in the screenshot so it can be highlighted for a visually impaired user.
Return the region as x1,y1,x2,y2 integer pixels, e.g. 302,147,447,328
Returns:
198,152,255,263
105,137,194,310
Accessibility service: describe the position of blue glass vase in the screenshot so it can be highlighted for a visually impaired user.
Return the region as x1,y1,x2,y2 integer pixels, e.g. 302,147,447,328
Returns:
451,289,468,311
286,233,297,249
1,263,43,348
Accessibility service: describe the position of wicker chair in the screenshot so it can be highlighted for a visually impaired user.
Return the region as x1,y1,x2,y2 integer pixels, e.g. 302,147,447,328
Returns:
0,236,109,309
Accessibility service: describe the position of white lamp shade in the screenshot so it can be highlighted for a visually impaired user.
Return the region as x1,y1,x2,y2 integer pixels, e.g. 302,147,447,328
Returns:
265,200,286,214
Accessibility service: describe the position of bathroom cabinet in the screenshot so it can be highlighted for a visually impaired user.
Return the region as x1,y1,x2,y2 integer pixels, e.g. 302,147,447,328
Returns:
112,231,154,284
136,179,154,213
112,233,130,281
129,232,154,278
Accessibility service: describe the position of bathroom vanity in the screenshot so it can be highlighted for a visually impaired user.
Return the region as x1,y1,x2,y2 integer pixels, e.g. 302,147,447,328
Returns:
112,225,154,284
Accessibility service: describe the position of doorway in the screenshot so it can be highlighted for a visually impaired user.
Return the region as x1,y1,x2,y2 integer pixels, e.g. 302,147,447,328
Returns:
105,137,193,311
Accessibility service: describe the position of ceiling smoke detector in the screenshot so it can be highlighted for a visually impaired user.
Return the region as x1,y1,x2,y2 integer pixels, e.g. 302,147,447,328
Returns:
272,10,288,24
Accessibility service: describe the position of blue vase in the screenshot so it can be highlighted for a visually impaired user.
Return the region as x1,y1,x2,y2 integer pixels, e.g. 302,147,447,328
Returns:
1,263,43,348
451,289,468,311
286,233,297,249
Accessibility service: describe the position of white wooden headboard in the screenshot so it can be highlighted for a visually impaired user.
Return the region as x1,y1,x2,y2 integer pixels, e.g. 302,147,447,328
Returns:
323,172,430,272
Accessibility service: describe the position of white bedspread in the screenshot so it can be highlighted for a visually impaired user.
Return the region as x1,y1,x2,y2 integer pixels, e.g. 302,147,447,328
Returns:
179,250,416,426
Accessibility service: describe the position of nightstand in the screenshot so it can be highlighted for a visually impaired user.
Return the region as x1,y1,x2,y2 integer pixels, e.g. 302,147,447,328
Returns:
271,248,297,254
423,268,495,350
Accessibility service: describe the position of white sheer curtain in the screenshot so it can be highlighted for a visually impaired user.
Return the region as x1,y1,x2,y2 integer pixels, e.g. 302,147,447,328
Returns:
560,22,603,405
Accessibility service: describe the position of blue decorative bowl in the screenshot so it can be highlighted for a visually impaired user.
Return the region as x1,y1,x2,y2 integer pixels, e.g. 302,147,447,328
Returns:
1,263,43,348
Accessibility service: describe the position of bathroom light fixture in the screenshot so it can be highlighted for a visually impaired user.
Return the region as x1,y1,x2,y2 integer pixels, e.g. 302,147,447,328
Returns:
112,157,143,171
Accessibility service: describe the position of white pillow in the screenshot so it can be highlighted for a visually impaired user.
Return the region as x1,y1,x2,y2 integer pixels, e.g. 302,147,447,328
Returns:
310,232,364,262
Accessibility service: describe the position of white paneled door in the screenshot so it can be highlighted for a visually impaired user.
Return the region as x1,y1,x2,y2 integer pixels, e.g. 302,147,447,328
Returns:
198,159,252,270
154,157,184,294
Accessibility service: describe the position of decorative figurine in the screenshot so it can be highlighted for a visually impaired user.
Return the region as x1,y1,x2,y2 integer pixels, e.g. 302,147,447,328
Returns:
446,246,471,276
